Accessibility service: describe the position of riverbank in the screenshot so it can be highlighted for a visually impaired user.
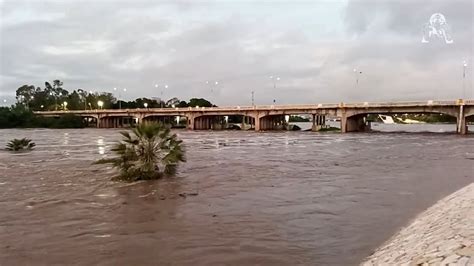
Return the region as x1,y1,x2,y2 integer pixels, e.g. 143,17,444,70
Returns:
362,183,474,265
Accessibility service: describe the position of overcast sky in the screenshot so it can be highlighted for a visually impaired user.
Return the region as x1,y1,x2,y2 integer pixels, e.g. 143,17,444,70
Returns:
0,0,472,106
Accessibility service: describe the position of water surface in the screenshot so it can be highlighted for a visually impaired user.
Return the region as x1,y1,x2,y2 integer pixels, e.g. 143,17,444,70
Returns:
0,127,472,265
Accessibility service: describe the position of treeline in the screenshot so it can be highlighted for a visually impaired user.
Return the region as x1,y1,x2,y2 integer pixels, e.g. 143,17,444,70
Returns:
0,106,86,129
14,80,216,111
1,80,217,128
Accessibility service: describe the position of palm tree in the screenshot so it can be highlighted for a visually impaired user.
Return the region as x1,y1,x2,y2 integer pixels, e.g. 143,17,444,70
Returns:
6,138,35,151
96,123,185,181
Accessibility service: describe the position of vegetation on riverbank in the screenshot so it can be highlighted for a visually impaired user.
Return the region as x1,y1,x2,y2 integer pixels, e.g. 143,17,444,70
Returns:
1,79,217,129
0,106,86,128
95,123,186,181
394,114,457,123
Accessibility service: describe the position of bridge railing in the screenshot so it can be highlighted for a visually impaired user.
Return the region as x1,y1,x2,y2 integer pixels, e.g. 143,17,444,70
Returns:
33,99,472,115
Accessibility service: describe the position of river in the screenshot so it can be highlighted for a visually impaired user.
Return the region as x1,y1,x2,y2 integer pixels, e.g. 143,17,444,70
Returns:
0,125,473,265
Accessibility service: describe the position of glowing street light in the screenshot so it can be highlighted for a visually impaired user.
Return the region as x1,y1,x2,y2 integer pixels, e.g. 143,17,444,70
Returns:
97,100,104,109
63,101,68,110
144,102,148,108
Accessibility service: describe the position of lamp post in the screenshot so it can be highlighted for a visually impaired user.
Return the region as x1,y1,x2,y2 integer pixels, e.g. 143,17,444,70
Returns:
353,68,362,89
50,92,57,110
63,101,68,110
206,81,219,105
269,76,280,90
114,87,126,109
251,91,255,106
98,100,104,110
144,102,148,109
463,60,468,99
269,76,280,104
155,84,168,108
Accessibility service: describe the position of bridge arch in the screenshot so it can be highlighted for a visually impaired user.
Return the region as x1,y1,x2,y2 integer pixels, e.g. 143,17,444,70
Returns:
342,107,460,133
191,112,257,130
142,114,187,128
98,114,139,128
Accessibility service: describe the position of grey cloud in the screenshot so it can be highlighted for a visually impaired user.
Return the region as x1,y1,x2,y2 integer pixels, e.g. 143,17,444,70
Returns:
0,0,472,105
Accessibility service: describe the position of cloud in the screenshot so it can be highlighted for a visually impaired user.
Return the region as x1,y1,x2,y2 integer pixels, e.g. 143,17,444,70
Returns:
0,0,472,105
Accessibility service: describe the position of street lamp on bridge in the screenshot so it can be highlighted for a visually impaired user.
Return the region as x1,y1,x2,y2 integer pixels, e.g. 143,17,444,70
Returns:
353,68,362,89
98,100,104,110
463,60,468,99
155,84,169,108
114,87,127,109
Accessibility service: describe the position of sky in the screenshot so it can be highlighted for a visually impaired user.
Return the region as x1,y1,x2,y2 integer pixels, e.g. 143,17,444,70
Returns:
0,0,473,106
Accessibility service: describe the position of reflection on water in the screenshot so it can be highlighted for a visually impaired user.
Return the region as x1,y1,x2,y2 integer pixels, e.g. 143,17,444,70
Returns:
97,136,105,155
63,133,69,145
0,127,472,265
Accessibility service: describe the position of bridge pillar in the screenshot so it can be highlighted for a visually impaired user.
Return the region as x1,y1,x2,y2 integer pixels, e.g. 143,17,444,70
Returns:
255,117,261,131
187,115,195,130
312,114,326,131
341,114,369,133
457,105,467,135
241,116,247,130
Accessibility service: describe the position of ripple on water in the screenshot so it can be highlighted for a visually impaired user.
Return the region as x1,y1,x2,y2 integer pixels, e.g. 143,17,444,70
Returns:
0,128,472,265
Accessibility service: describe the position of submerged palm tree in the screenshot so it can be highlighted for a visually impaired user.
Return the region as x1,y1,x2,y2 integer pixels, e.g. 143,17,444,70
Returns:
96,123,185,181
6,138,35,151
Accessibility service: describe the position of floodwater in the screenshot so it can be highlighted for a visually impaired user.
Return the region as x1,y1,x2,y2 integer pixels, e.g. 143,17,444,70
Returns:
0,125,473,265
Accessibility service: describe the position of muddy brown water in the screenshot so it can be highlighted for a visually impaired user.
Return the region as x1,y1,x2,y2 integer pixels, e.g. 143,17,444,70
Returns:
0,127,473,265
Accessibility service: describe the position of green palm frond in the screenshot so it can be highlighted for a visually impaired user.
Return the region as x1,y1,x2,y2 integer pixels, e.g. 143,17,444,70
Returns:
6,138,35,151
96,122,185,181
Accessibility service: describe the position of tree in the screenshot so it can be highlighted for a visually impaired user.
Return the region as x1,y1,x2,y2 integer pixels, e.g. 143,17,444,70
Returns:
66,91,82,110
16,85,36,106
45,80,68,110
96,123,186,181
188,98,213,107
177,100,188,107
166,97,180,107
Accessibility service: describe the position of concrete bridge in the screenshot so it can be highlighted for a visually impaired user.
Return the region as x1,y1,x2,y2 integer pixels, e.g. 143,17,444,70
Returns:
34,100,474,134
